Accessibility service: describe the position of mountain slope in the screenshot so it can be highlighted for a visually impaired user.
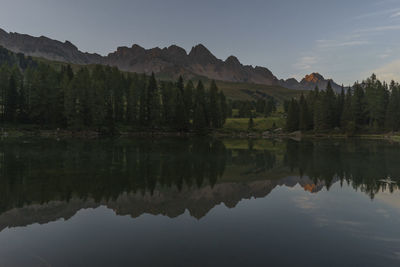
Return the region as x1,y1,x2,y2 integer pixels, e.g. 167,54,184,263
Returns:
0,28,342,92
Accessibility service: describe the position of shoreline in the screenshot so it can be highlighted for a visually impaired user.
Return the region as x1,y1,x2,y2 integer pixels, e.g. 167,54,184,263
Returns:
1,127,400,142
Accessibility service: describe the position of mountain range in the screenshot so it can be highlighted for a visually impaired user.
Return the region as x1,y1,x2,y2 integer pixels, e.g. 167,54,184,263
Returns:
0,28,343,92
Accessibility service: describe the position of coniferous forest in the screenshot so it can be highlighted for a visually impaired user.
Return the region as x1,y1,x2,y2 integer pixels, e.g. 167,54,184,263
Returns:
0,47,228,134
3,46,400,136
285,75,400,134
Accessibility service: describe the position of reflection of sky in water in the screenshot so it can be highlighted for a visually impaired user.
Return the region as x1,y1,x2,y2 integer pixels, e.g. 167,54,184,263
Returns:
0,180,399,267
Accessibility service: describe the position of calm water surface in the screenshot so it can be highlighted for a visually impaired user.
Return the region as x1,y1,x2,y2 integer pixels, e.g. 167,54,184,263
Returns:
0,138,399,266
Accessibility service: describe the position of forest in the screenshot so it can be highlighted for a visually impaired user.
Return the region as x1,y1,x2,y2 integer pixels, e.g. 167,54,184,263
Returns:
3,46,400,136
285,75,400,134
0,46,229,134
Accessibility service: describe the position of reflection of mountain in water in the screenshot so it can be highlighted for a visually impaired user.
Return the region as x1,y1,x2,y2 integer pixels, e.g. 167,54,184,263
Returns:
0,138,399,230
0,175,326,231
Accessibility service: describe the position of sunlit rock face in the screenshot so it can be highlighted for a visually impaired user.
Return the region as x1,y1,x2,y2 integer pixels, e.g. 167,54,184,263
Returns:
280,72,343,92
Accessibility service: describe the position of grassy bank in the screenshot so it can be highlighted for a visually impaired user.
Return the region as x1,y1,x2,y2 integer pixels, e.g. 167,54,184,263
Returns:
220,115,286,134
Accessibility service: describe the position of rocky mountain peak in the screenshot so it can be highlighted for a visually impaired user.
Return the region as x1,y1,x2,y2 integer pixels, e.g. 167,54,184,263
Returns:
225,55,241,66
188,44,218,64
302,72,325,83
165,45,187,60
64,40,78,50
131,44,145,50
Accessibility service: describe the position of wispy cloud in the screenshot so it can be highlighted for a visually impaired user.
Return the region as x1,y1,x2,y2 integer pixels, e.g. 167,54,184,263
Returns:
316,39,369,48
290,2,400,84
378,48,393,59
391,11,400,18
293,56,318,71
354,8,400,20
357,24,400,33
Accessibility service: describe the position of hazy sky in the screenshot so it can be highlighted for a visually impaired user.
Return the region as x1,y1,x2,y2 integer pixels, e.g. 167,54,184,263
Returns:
1,0,400,84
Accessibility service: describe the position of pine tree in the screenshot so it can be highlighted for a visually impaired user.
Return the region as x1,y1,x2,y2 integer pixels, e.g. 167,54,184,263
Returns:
286,98,300,132
147,73,161,129
385,81,400,131
299,94,311,131
322,81,337,130
174,76,189,131
218,91,228,126
341,88,353,131
337,86,345,127
5,72,18,122
160,81,175,127
91,65,107,130
209,80,222,128
184,80,194,121
365,74,386,130
313,91,325,132
139,74,148,126
193,81,207,132
126,74,138,125
111,67,124,123
352,82,366,130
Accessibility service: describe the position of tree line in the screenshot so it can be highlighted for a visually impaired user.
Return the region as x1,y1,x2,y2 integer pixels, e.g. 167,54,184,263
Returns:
285,74,400,134
0,59,229,134
231,98,277,118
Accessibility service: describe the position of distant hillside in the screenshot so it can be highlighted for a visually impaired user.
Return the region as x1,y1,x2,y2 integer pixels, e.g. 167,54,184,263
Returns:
0,28,342,92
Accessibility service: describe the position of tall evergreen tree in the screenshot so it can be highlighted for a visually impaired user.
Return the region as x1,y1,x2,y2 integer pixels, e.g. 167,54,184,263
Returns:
322,81,337,130
193,81,207,132
147,73,161,129
209,80,222,128
352,82,367,130
174,76,189,131
385,81,400,131
184,80,194,120
5,72,18,122
286,98,300,132
299,94,311,131
218,91,228,126
341,88,353,130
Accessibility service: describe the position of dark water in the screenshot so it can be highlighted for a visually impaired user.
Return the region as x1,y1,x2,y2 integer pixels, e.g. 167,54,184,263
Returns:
0,138,400,267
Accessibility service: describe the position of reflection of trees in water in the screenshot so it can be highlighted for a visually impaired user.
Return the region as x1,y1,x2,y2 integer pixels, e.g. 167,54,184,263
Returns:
0,138,228,212
284,139,400,198
228,139,277,173
0,138,400,213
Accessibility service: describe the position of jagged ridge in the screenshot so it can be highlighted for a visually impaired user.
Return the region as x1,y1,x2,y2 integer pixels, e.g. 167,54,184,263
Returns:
0,28,341,91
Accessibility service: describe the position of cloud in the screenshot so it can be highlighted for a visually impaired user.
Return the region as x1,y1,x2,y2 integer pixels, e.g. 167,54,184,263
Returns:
316,39,369,48
354,8,400,20
358,25,400,33
391,11,400,18
293,56,317,71
373,59,400,82
378,48,393,59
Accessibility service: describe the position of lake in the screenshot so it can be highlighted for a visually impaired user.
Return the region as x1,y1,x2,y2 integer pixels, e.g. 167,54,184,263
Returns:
0,137,399,266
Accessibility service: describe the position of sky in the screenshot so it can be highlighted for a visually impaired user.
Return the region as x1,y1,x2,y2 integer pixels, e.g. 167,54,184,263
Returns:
1,0,400,85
